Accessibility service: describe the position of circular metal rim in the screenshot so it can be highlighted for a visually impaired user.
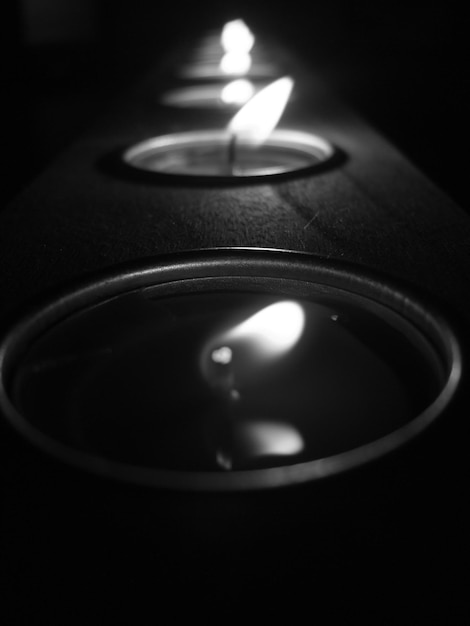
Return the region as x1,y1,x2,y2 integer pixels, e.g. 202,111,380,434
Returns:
0,248,463,491
122,129,337,182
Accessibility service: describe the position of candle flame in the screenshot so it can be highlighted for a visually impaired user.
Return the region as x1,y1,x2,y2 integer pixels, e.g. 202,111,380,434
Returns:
203,300,306,470
227,76,294,145
221,19,255,52
220,19,255,76
220,78,255,105
220,51,252,75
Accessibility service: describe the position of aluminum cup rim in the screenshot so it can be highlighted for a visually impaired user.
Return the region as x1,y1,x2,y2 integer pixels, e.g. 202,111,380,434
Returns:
122,129,337,180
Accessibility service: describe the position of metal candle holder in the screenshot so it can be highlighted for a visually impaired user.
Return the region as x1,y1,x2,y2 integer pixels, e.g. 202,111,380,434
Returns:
0,249,462,491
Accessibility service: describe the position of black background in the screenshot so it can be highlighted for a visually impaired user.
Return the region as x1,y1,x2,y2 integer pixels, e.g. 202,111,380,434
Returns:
2,0,468,209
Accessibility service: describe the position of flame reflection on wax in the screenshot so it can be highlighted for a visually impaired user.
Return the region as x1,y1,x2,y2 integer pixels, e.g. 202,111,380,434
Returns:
215,420,304,470
227,76,294,145
222,300,305,356
201,300,305,394
221,19,255,52
233,421,304,456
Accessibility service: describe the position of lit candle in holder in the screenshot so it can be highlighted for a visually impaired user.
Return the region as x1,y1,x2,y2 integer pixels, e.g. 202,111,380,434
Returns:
124,77,336,180
0,250,461,490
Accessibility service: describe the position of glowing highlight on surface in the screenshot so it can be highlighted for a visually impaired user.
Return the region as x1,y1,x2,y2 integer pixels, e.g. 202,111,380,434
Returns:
227,76,294,145
220,19,255,76
240,421,304,456
211,346,233,365
216,450,233,470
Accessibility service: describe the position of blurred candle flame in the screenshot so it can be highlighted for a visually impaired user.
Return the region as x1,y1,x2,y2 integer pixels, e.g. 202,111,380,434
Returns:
220,19,255,76
220,79,255,105
220,51,252,75
227,76,294,145
234,422,304,456
215,420,304,470
221,19,255,52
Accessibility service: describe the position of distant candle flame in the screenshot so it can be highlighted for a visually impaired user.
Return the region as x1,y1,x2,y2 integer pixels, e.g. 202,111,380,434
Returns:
221,19,255,52
227,76,294,145
220,51,252,75
201,300,305,394
220,19,255,76
220,78,255,105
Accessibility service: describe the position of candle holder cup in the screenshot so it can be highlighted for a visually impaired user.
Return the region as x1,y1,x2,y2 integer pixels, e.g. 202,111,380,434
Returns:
0,249,463,491
121,129,340,184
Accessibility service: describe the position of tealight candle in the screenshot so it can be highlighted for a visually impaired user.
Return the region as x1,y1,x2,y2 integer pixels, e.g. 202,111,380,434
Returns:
0,250,462,491
123,128,335,178
124,77,336,179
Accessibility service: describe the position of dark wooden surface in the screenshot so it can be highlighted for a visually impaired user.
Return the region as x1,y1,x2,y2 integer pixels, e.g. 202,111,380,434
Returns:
1,22,469,625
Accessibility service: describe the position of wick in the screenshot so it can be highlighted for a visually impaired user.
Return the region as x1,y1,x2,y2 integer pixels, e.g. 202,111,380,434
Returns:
228,133,237,174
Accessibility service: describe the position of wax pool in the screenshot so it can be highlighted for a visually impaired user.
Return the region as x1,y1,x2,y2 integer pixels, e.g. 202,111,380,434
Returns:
11,290,442,473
